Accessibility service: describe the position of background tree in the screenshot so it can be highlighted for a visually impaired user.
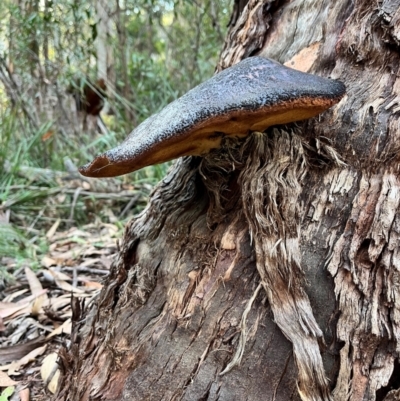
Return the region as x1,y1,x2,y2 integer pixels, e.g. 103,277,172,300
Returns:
0,0,230,269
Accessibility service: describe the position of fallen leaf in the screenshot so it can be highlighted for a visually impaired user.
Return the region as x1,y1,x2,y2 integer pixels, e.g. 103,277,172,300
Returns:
6,345,47,375
0,303,28,320
19,387,30,401
41,256,57,268
16,290,47,305
80,258,101,267
40,353,60,394
0,302,16,309
0,371,18,386
3,290,28,303
25,268,44,296
46,296,71,311
0,337,46,366
46,219,60,240
54,279,85,294
41,130,53,141
48,269,71,281
31,296,46,317
0,290,49,322
46,319,72,339
84,281,103,289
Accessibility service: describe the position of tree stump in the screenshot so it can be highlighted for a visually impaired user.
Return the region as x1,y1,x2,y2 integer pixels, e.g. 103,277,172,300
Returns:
55,1,400,400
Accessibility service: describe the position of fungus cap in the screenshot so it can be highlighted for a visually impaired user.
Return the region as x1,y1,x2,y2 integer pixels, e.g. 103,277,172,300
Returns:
79,57,345,178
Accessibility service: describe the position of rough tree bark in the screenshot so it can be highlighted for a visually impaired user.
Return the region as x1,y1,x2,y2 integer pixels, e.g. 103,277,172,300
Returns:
56,1,400,400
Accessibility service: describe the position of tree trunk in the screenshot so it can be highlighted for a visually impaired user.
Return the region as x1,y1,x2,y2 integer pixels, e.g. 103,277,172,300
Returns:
55,1,400,400
96,0,113,81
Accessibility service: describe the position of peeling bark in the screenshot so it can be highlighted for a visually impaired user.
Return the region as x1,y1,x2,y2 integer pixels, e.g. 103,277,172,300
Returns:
327,172,400,401
56,1,400,400
217,0,277,71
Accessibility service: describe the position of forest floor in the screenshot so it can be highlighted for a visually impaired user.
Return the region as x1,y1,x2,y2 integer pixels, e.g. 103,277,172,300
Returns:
0,152,164,401
1,215,129,400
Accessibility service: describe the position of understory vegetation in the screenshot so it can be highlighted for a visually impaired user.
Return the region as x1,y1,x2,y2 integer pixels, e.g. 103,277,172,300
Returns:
0,0,231,274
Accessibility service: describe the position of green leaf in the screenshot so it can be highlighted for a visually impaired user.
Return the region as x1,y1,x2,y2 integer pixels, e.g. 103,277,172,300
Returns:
0,387,15,401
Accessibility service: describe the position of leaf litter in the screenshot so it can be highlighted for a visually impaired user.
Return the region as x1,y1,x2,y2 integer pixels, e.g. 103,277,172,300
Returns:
0,221,120,400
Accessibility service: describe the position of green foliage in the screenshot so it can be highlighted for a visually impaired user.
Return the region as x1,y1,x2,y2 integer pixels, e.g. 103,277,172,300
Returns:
0,0,232,270
0,0,231,163
0,387,15,401
0,223,45,270
0,110,16,170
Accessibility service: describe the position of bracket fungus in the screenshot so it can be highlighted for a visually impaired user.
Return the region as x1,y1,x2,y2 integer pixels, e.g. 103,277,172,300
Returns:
79,57,345,178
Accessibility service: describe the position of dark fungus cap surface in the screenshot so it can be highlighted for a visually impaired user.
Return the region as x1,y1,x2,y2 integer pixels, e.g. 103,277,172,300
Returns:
79,56,346,177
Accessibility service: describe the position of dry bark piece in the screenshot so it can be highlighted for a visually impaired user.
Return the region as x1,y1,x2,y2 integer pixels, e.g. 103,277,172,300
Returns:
79,56,345,178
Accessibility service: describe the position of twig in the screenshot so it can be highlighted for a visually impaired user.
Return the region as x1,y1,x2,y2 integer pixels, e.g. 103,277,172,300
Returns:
119,194,141,219
0,185,146,209
63,266,109,275
72,268,78,288
69,187,82,221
